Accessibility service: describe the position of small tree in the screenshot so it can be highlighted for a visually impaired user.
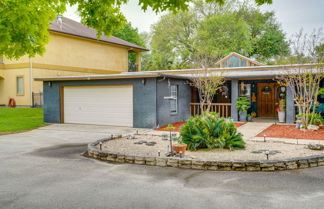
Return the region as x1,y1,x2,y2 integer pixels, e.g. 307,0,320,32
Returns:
276,29,324,128
189,70,225,113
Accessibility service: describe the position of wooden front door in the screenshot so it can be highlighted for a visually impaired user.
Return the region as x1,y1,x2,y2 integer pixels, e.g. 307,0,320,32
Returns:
257,83,276,117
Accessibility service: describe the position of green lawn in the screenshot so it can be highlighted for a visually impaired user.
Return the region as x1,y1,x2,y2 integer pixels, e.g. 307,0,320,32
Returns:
0,108,45,132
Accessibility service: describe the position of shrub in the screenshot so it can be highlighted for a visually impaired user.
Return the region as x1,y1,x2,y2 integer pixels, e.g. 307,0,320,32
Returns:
235,97,250,113
296,112,324,126
180,112,245,151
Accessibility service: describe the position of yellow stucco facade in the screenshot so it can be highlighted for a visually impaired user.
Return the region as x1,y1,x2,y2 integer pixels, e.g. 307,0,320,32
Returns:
0,32,143,106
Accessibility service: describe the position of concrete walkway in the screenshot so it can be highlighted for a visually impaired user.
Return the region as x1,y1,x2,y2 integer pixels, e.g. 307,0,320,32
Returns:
237,122,273,140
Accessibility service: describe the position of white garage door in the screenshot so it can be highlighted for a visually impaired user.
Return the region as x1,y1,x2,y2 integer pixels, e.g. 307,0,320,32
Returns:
63,85,133,126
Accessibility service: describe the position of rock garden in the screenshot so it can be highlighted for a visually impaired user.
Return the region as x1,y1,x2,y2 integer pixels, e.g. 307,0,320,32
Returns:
87,112,324,171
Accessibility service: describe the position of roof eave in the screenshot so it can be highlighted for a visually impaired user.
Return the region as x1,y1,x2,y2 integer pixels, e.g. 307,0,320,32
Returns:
49,30,149,52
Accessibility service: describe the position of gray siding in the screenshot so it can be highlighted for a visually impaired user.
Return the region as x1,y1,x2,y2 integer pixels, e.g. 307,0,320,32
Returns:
156,78,191,127
43,78,158,128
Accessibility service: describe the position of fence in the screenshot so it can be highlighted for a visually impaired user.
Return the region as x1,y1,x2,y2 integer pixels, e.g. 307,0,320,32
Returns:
190,103,232,118
32,92,43,107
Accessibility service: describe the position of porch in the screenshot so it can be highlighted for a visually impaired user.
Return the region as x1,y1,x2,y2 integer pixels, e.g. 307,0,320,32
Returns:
190,79,295,123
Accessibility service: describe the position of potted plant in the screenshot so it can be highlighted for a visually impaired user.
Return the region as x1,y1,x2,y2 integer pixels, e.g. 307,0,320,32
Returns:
235,97,251,122
247,114,252,121
172,137,187,155
276,99,286,123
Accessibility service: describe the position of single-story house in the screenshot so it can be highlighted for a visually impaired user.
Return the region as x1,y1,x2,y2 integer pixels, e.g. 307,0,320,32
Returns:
36,60,323,128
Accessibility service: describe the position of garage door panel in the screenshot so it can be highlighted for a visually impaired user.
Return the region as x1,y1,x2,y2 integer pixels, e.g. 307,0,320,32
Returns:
63,86,133,126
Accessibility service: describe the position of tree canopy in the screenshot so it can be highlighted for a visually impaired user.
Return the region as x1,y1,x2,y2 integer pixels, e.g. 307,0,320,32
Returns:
0,0,272,59
112,22,146,65
142,0,289,70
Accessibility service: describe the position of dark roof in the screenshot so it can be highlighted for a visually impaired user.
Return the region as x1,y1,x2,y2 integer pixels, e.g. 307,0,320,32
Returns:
49,17,148,51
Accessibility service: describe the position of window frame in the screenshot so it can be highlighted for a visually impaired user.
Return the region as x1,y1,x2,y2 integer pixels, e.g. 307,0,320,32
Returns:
169,85,178,114
16,76,25,96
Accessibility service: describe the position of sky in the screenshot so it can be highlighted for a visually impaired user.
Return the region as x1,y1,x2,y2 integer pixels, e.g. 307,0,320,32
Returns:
64,0,324,37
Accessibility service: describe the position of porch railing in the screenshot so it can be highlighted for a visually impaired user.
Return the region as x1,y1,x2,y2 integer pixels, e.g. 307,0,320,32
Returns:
190,103,232,118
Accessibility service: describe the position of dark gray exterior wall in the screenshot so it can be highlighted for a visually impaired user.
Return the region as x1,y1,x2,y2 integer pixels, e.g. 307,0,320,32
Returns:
156,78,191,127
43,78,158,128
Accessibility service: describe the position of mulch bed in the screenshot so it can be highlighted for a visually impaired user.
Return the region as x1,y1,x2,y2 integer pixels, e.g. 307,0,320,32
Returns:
155,121,246,132
256,125,324,140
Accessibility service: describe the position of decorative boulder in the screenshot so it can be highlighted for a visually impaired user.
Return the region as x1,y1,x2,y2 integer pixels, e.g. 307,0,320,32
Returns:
308,144,324,150
307,125,320,131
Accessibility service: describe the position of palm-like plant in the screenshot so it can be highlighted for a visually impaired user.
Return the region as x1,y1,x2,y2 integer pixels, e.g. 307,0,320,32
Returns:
180,112,245,151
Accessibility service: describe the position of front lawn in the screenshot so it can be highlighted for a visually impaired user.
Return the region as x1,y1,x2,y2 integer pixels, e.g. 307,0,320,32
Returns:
0,108,44,133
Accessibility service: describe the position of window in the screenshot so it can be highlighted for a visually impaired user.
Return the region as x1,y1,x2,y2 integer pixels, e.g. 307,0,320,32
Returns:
227,56,240,67
170,85,178,113
241,59,247,67
16,76,24,95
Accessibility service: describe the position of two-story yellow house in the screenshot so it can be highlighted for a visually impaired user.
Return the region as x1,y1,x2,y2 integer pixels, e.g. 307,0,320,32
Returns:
0,16,148,107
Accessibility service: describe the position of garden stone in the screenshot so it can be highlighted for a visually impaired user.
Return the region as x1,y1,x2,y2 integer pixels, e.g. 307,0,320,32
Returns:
246,166,261,171
308,144,324,150
156,158,168,167
125,155,135,163
179,159,192,169
192,160,206,170
307,125,319,131
116,155,125,163
167,158,179,168
232,161,246,171
145,157,156,166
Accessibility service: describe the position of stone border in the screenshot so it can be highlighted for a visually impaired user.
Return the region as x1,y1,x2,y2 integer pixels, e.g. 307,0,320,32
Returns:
87,136,324,172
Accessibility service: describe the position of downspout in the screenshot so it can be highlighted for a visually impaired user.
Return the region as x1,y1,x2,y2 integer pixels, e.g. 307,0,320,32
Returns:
29,57,33,107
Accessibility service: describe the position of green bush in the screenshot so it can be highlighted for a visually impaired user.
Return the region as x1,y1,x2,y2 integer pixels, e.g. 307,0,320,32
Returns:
297,112,324,125
180,112,245,151
235,97,251,113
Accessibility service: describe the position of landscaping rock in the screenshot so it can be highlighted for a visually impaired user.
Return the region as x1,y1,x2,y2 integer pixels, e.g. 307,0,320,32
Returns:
167,158,179,168
192,160,206,170
308,144,324,150
307,125,319,131
116,154,125,163
125,155,135,163
156,158,168,167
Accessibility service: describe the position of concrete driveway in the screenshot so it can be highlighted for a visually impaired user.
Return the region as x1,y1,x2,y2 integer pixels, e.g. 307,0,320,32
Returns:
1,124,324,209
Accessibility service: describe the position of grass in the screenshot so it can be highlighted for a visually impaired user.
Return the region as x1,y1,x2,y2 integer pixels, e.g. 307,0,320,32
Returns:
0,108,45,133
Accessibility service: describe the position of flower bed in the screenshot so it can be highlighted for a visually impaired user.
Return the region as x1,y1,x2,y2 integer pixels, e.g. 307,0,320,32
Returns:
257,125,324,140
155,121,245,132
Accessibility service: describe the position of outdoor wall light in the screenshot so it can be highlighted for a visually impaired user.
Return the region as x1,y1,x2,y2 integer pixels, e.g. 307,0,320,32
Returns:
99,142,103,150
48,81,52,87
142,78,146,85
263,134,267,142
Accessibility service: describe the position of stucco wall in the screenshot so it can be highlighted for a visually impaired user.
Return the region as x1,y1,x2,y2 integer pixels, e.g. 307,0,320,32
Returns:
3,32,129,72
0,67,96,106
43,78,158,128
0,68,31,106
156,78,191,127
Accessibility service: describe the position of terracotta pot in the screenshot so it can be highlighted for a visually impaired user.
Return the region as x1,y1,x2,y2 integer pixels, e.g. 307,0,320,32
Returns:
172,144,187,155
